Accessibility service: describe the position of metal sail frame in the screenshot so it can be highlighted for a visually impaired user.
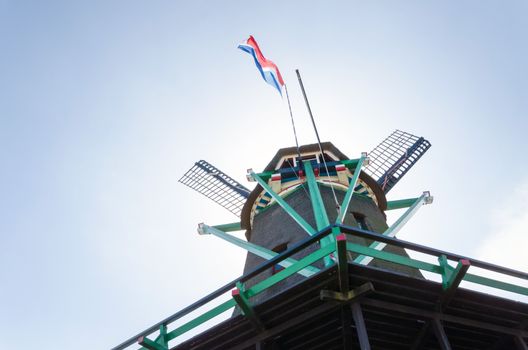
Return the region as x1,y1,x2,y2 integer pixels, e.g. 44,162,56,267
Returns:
178,160,250,217
365,130,431,193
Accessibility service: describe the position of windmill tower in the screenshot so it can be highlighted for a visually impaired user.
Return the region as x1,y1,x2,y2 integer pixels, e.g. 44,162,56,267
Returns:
113,130,528,350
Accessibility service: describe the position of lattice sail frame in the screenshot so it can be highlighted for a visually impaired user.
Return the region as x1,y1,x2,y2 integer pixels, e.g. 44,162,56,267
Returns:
178,160,250,217
365,130,431,193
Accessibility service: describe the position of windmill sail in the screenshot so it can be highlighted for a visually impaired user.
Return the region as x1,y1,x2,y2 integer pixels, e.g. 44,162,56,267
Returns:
179,160,250,217
365,130,431,194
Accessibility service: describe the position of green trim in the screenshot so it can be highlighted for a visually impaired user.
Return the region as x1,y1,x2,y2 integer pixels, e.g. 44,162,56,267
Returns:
254,171,273,182
254,159,361,182
166,299,237,341
250,171,316,236
232,290,252,317
386,197,420,211
340,159,360,169
349,242,528,296
438,255,452,290
246,244,335,298
464,273,528,296
336,155,366,224
212,222,241,232
347,242,442,274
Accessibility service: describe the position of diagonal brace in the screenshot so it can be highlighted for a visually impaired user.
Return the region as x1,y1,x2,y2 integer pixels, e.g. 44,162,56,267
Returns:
320,282,374,302
304,161,334,267
248,169,316,236
354,191,432,266
336,153,367,224
439,255,471,291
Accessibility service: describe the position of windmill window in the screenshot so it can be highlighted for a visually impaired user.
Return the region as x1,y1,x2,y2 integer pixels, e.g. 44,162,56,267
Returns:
271,243,288,275
353,213,369,231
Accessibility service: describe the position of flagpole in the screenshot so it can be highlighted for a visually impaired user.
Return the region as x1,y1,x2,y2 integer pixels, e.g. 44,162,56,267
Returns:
295,69,340,210
284,85,303,170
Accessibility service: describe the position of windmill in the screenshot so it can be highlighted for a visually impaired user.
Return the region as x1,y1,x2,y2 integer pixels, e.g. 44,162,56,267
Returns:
178,131,433,304
114,129,528,350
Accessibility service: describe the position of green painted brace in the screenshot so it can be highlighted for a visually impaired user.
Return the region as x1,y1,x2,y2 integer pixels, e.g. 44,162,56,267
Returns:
248,170,316,236
336,154,366,224
212,222,241,232
354,191,432,265
303,161,334,267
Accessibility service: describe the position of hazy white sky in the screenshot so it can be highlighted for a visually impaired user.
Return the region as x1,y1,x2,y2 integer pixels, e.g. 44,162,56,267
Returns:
1,1,527,349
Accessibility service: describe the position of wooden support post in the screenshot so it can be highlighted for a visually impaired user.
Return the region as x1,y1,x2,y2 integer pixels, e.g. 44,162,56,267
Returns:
431,318,452,350
514,335,528,350
341,306,354,349
351,303,371,350
437,258,471,310
336,233,349,293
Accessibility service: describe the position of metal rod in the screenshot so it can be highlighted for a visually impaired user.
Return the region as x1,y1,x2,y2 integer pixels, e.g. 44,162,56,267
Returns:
295,69,340,210
284,84,303,171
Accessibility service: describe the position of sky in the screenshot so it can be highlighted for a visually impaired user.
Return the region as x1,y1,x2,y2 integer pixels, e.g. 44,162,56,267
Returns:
1,1,527,349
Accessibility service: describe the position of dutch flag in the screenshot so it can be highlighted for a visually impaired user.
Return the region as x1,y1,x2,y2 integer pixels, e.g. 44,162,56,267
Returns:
238,35,285,96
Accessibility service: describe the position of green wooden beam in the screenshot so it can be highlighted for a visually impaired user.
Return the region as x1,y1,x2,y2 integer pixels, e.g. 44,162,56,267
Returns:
248,170,316,236
438,255,470,291
304,161,333,267
386,197,420,211
212,222,241,232
253,159,361,181
166,299,237,341
303,161,330,229
198,224,320,277
246,244,335,298
340,158,361,170
354,191,432,265
348,241,528,297
347,242,443,274
336,154,366,224
437,257,471,311
463,273,528,296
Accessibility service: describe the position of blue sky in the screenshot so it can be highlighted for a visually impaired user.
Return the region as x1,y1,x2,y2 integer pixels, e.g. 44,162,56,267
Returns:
1,1,527,349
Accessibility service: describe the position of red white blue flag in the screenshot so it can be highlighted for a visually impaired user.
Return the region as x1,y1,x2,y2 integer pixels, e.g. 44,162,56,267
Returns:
238,35,285,95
